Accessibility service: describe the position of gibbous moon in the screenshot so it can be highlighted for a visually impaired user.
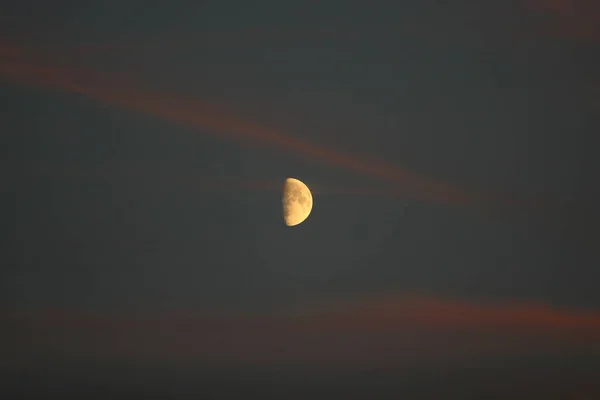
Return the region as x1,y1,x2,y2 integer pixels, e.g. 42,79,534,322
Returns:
282,177,313,226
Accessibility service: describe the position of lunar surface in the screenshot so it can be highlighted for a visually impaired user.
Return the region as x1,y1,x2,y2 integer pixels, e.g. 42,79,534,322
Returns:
282,178,313,226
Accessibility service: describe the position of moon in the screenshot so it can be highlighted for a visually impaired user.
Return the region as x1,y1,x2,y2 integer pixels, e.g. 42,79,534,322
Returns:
282,177,313,226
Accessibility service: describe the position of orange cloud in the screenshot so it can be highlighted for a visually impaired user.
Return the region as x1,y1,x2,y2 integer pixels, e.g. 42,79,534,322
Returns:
299,294,600,334
4,295,600,368
0,39,515,215
524,0,600,40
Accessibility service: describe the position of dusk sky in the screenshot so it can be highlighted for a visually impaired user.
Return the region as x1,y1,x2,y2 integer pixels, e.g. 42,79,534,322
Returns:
1,1,599,398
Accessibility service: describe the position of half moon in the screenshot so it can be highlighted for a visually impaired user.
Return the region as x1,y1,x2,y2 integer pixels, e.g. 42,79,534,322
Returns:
282,178,313,226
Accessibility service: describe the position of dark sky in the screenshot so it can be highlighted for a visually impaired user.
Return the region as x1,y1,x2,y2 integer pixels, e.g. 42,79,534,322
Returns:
1,1,599,398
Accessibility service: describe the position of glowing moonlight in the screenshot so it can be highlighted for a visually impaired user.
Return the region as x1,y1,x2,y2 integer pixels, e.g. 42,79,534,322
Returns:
282,178,313,226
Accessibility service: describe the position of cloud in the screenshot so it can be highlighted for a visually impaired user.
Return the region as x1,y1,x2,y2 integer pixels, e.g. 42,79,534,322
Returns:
0,39,510,214
524,0,600,40
3,295,599,368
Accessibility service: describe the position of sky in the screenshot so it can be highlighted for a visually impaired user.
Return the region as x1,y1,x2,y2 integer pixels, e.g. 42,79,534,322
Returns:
1,0,599,398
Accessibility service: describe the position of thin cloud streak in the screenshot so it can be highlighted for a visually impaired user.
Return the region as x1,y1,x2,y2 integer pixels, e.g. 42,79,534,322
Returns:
524,0,600,41
3,295,600,368
0,39,512,213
